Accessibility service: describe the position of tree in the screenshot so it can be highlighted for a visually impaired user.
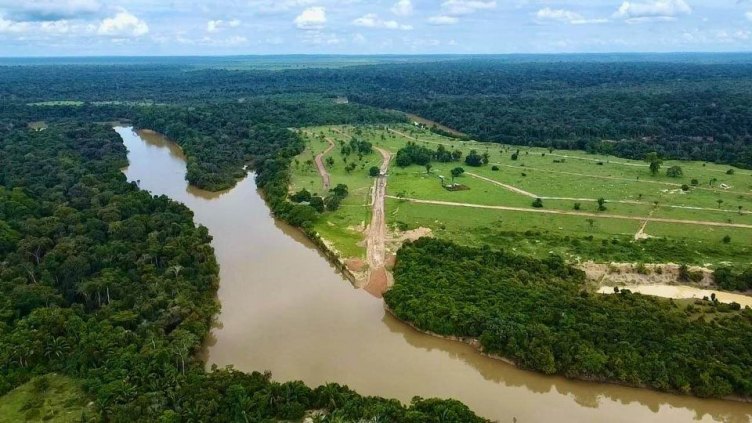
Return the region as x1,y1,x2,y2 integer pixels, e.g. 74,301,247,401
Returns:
532,198,543,208
573,202,581,211
465,150,483,167
330,184,349,198
310,196,325,213
597,198,607,212
666,166,683,178
717,199,724,209
645,152,662,176
369,166,380,177
324,195,341,211
723,235,732,244
425,163,433,174
450,167,465,182
325,157,335,168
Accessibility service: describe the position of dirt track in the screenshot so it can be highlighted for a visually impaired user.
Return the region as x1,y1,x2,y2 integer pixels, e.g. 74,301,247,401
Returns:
387,196,752,229
314,137,335,190
364,147,392,297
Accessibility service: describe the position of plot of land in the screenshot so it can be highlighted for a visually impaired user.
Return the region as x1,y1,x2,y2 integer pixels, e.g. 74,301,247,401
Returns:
290,124,752,268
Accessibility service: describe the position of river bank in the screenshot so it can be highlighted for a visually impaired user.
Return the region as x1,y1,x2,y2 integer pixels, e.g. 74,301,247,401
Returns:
383,305,752,404
120,126,752,423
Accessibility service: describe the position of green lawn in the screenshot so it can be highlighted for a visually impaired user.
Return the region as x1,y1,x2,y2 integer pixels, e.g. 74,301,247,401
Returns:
290,124,752,266
0,375,90,423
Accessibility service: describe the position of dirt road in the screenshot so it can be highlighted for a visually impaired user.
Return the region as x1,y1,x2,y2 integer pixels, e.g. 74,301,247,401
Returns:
364,147,393,297
314,137,335,190
387,196,752,229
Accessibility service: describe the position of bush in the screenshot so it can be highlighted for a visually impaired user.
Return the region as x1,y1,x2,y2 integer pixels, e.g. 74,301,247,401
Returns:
532,198,543,208
369,166,380,177
573,202,581,210
290,189,312,203
666,166,683,178
491,165,499,171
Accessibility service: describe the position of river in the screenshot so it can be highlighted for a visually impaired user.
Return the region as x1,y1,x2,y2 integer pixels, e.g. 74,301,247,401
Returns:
117,126,752,423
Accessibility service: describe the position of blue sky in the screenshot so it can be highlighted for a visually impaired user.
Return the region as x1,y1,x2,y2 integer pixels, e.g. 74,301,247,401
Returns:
0,1,750,56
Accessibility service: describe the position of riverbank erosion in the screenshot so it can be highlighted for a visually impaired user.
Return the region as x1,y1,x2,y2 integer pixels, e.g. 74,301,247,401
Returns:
384,238,752,402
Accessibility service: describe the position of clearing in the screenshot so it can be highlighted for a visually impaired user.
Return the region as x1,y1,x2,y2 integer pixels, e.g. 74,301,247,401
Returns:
289,124,752,288
0,374,90,423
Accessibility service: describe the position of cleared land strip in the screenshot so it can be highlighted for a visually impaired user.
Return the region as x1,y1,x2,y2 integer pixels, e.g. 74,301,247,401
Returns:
489,162,751,197
387,129,751,197
386,196,752,229
466,171,751,215
364,147,393,297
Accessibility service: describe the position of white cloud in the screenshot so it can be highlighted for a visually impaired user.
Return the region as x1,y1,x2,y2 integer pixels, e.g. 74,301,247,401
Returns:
207,19,241,32
40,20,71,33
391,0,413,17
428,15,458,25
614,0,691,22
353,13,413,30
97,10,148,37
0,17,31,33
441,0,496,16
0,0,101,21
536,8,608,25
746,11,752,22
207,20,221,32
294,6,326,30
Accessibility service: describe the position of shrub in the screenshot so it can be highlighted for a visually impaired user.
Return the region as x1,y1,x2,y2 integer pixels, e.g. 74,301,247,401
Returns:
532,198,543,208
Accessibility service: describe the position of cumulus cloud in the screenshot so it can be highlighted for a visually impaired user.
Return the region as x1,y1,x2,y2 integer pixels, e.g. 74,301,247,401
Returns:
207,19,240,32
428,15,458,25
391,0,413,17
353,13,413,30
294,6,326,30
441,0,496,16
535,8,608,25
97,10,148,37
614,0,691,22
0,0,101,21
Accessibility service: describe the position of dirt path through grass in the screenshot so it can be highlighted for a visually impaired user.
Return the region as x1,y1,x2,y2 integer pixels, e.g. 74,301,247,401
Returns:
387,196,752,229
314,136,336,190
364,147,393,297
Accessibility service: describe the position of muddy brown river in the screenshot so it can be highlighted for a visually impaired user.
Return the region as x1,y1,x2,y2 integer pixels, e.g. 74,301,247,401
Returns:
117,127,752,423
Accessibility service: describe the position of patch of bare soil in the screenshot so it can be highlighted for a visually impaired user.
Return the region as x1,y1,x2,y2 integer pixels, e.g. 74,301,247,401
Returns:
345,258,366,273
364,266,391,298
581,262,714,287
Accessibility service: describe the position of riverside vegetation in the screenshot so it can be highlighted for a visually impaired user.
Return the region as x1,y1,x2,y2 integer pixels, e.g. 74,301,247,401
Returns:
0,104,483,420
385,238,752,399
4,56,752,418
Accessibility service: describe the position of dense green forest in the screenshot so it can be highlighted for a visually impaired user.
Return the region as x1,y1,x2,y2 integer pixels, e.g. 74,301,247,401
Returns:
3,60,752,168
385,238,752,399
3,57,752,418
0,122,486,421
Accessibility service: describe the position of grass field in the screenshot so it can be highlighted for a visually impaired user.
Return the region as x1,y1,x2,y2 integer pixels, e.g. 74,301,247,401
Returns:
0,375,89,423
290,124,752,267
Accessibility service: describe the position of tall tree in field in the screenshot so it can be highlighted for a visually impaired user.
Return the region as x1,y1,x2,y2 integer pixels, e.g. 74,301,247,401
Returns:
645,152,662,176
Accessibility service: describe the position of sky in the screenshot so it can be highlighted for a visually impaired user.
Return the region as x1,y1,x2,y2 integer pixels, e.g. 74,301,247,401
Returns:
0,0,751,56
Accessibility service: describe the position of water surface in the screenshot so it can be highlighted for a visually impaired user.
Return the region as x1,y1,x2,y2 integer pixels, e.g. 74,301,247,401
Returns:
118,126,752,423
